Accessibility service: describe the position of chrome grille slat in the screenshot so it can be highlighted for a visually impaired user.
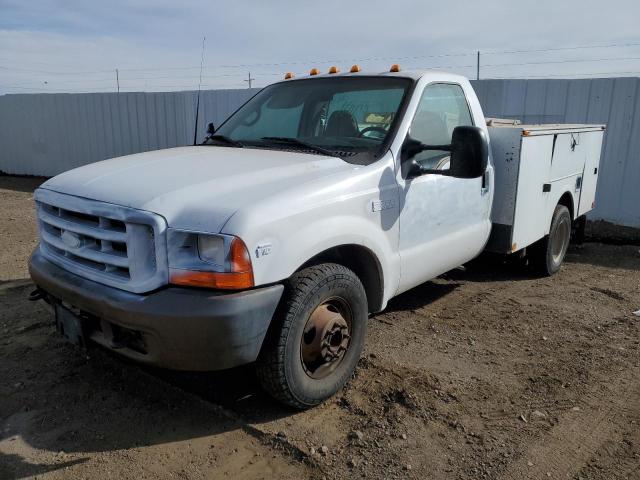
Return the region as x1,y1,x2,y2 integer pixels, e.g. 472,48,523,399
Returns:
41,241,131,279
40,229,130,268
38,208,128,243
34,189,168,293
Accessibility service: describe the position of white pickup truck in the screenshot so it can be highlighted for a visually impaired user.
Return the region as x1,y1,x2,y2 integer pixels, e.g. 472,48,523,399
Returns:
29,67,605,408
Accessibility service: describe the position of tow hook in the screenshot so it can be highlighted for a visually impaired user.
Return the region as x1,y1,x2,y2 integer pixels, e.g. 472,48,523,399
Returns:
28,288,45,302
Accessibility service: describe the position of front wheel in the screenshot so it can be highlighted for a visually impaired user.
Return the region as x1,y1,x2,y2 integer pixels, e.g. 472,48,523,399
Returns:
530,204,572,276
256,263,368,409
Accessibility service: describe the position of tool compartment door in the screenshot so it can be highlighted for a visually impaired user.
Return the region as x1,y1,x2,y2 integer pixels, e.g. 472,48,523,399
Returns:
577,130,605,216
549,133,587,182
544,132,586,229
511,135,554,250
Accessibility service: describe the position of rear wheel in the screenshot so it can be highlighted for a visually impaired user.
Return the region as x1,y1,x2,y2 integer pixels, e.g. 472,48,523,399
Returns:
256,263,368,409
530,204,572,276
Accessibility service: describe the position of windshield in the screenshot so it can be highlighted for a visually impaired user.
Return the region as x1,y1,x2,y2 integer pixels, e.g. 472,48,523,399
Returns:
213,76,412,163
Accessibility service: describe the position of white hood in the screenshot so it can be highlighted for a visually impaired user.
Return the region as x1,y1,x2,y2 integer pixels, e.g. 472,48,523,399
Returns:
40,146,353,232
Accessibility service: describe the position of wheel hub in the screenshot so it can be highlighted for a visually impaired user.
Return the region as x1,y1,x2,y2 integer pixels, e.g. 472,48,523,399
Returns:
552,216,570,264
301,300,351,379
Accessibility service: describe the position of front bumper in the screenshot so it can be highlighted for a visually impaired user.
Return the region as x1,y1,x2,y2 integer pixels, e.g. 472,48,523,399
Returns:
29,249,283,371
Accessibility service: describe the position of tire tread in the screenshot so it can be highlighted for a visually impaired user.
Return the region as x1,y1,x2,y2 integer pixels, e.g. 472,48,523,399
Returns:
530,204,571,276
256,263,365,409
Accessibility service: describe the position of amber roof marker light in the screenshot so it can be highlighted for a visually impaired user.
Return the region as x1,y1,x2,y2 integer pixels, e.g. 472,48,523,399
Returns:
284,72,294,79
389,64,400,72
328,66,340,74
350,64,361,73
309,68,320,76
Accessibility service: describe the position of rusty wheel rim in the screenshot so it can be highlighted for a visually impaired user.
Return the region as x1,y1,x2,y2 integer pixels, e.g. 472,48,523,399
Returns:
300,297,352,380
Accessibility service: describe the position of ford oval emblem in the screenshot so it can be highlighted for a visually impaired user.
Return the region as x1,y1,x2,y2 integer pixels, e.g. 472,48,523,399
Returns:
61,230,82,249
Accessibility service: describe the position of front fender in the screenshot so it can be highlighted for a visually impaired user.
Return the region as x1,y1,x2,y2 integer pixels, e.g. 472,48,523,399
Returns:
221,156,401,307
243,214,400,308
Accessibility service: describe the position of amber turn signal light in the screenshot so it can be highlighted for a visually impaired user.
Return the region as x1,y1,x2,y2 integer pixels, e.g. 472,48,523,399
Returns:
228,237,252,274
169,270,254,290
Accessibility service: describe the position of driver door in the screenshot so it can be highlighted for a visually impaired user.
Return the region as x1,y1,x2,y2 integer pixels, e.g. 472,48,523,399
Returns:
397,83,491,294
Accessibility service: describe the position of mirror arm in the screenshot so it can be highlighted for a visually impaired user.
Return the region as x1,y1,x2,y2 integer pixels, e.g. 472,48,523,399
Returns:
406,126,488,179
422,144,451,152
407,163,448,179
402,137,453,179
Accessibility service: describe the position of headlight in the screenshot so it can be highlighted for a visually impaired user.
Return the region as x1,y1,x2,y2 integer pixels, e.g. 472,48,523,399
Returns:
197,235,225,266
167,230,254,290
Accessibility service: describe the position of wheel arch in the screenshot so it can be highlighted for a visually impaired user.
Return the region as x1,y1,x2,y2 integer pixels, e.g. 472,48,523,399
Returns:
297,244,385,314
557,191,575,220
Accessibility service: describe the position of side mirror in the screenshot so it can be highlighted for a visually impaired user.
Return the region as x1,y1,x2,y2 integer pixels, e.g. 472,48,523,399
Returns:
206,122,216,136
402,125,488,179
448,126,488,179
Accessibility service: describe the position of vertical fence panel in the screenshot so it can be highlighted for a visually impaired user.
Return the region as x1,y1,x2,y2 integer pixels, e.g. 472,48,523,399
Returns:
543,80,569,124
502,80,528,118
618,82,640,226
522,80,547,124
595,78,637,222
564,79,592,123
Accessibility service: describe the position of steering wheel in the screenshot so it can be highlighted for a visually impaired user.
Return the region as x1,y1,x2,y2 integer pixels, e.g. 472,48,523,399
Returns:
358,126,388,138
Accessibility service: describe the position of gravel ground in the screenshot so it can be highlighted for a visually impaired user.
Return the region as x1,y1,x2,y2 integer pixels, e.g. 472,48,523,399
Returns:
1,175,639,480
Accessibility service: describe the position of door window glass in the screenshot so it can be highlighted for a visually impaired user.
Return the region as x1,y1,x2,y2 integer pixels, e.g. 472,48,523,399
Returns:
410,83,473,169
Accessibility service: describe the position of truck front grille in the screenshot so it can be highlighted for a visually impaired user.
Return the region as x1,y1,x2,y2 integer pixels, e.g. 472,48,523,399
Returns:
35,189,168,293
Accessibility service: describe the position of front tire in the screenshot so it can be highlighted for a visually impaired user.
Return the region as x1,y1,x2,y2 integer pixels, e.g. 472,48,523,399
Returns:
530,204,572,276
256,263,368,409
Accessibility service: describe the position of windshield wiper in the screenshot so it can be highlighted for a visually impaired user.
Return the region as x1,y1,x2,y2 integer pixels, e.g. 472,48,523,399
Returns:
261,136,337,157
204,134,244,148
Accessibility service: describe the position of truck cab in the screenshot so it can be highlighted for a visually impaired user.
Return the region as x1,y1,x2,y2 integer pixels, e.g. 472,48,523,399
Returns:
29,67,597,408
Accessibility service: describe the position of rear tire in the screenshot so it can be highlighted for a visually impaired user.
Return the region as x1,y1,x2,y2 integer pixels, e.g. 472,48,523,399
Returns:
530,204,572,276
256,263,368,409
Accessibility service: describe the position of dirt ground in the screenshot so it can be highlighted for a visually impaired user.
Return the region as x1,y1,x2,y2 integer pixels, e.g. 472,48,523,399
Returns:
1,175,639,480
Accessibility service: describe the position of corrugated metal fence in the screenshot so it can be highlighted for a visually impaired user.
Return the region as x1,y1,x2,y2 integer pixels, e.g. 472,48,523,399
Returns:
0,89,258,177
0,78,638,226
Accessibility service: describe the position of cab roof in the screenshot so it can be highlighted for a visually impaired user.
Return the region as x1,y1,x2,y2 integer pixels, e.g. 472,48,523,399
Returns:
273,69,469,85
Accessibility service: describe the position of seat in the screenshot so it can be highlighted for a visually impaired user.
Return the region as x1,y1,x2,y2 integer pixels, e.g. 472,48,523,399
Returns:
325,110,359,137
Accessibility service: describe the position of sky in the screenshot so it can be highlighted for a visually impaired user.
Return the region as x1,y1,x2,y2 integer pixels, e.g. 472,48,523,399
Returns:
1,0,639,94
